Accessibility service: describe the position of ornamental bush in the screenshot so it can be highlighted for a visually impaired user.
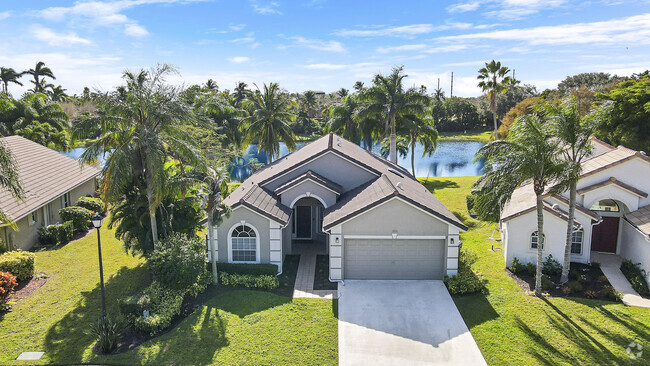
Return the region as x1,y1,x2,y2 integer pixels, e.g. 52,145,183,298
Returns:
87,315,127,354
59,206,93,232
219,272,279,290
620,260,650,296
130,282,185,335
0,250,35,281
444,251,486,295
148,233,210,295
38,221,74,245
76,196,106,214
542,255,562,278
216,263,278,276
0,271,18,307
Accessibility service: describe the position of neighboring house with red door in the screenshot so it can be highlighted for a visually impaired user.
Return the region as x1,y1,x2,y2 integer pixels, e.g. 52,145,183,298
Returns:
206,133,467,280
500,138,650,282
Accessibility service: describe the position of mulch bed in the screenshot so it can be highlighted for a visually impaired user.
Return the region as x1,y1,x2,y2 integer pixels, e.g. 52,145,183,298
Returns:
313,255,337,291
507,262,620,301
7,276,48,306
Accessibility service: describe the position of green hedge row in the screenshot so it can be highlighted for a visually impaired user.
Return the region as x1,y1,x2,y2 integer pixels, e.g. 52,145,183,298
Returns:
216,263,278,276
620,260,650,297
75,196,106,214
38,221,74,246
219,272,279,290
59,206,93,232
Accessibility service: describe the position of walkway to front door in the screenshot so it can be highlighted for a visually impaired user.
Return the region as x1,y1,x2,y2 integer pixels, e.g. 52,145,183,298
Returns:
292,242,337,299
592,252,650,308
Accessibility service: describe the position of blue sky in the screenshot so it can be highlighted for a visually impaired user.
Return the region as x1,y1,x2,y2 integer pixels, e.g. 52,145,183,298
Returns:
1,0,649,96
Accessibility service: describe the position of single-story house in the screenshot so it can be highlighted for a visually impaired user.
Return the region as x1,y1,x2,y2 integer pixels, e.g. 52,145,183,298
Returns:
501,138,650,282
207,133,467,280
0,136,100,251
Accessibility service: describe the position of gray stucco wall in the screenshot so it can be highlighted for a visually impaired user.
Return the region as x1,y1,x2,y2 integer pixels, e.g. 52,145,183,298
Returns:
216,206,272,263
342,198,448,236
279,180,338,208
264,152,377,192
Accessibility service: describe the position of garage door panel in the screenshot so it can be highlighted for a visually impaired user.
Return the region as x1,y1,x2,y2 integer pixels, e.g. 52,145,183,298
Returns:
344,239,445,280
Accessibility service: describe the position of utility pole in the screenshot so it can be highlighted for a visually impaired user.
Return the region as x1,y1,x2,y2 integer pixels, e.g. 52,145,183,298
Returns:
450,72,454,98
437,78,440,90
513,69,516,80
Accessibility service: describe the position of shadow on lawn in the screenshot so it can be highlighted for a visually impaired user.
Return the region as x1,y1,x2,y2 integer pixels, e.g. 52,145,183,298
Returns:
419,179,460,193
453,290,499,329
43,264,150,363
515,298,646,365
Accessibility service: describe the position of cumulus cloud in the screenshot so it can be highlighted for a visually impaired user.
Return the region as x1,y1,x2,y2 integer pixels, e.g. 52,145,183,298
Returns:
31,25,92,46
250,1,282,14
229,56,251,63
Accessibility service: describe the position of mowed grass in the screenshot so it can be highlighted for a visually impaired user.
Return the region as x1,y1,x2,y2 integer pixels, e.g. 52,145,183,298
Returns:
421,177,650,366
438,128,493,143
0,223,337,365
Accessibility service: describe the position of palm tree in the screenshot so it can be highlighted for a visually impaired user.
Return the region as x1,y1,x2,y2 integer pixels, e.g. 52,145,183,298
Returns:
0,67,25,95
244,83,297,163
205,79,218,90
49,85,68,102
359,66,428,164
202,167,231,284
232,81,248,107
404,115,438,176
474,112,565,296
326,96,361,143
353,81,364,92
75,64,203,247
337,88,349,98
433,88,445,102
543,97,598,284
302,91,317,118
199,92,247,151
477,60,515,140
0,141,24,229
5,93,70,150
27,62,56,94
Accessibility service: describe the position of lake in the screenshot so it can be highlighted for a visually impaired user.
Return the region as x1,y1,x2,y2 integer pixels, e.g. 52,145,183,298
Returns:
62,140,485,181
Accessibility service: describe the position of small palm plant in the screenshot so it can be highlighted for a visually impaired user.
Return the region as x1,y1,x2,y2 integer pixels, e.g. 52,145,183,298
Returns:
88,315,127,354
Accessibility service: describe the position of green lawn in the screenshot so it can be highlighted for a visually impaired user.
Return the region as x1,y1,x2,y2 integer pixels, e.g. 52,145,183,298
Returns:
421,177,650,366
438,128,493,143
0,224,337,365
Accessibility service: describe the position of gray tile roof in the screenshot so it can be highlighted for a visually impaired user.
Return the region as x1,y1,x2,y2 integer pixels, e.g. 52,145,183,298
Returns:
0,136,100,222
225,133,466,230
274,170,343,195
626,205,650,237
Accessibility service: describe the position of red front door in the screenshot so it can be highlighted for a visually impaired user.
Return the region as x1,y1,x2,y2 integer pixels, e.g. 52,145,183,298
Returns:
591,216,619,253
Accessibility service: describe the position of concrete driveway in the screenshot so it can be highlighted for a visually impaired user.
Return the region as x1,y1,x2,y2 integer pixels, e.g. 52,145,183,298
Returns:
338,280,487,366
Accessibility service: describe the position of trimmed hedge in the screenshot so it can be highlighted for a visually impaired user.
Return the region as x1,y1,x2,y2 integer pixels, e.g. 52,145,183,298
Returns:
620,260,650,297
0,250,35,282
444,251,486,295
219,272,279,290
59,206,93,232
38,221,74,245
216,263,278,276
75,196,106,214
119,281,185,335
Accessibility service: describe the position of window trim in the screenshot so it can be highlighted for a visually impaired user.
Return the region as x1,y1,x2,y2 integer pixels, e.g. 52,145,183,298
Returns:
530,231,546,250
62,192,72,208
227,223,260,264
29,211,38,226
571,229,584,255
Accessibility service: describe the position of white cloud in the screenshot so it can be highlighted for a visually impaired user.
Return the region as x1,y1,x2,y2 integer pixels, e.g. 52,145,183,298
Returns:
446,0,567,19
31,25,92,46
438,13,650,46
281,36,346,52
0,11,11,20
335,24,438,38
229,56,250,63
424,44,469,54
124,23,149,37
251,1,282,14
376,44,428,53
447,1,482,12
304,63,348,70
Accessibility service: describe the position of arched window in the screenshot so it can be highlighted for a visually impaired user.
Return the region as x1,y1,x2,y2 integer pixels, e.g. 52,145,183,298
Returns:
571,229,584,254
589,199,619,212
230,224,257,262
530,231,545,250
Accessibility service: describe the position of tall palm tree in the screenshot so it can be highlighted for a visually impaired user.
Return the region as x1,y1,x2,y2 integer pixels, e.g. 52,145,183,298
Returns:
433,88,445,102
326,96,361,143
202,167,231,284
4,93,70,150
404,115,438,176
0,67,25,95
0,141,24,229
474,112,565,296
543,97,598,284
337,88,349,98
75,64,203,246
477,60,515,140
359,66,428,164
353,81,364,92
205,79,218,90
232,81,248,107
199,92,247,151
27,62,56,94
302,91,317,118
49,85,68,102
244,83,297,163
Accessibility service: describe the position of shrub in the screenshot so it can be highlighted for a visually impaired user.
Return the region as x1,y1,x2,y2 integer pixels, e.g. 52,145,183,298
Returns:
219,272,279,290
0,250,35,281
87,315,127,354
542,255,562,278
148,233,210,295
568,280,582,293
131,282,185,335
561,286,571,295
597,275,609,284
541,275,554,291
508,257,525,274
216,263,279,276
569,268,580,281
0,271,18,308
76,196,106,214
59,206,93,232
38,221,74,246
525,263,537,277
444,251,486,295
585,290,597,299
620,260,650,297
601,285,623,301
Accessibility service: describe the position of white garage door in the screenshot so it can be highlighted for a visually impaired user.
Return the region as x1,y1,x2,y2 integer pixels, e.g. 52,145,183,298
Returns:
344,239,445,280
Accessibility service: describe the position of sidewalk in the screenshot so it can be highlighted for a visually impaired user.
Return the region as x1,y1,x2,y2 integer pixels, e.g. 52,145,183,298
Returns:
592,252,650,308
292,252,337,299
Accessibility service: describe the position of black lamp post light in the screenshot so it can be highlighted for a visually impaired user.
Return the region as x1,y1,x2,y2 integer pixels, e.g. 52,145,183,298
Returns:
91,213,107,319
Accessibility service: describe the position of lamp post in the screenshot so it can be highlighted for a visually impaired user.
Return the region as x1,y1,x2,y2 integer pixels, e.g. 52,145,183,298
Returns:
91,213,106,319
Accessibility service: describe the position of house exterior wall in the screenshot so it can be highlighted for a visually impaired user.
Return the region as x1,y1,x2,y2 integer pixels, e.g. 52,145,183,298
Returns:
292,197,325,240
216,206,272,264
576,158,650,210
279,180,338,208
502,208,594,268
620,220,650,283
263,152,377,192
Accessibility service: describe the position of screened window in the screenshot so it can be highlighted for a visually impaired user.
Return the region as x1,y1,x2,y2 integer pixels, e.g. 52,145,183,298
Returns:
571,229,584,254
231,224,257,262
589,199,619,212
530,231,545,249
62,192,71,208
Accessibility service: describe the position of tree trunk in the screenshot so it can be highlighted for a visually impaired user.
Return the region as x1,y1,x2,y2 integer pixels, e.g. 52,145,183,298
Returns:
535,193,544,296
389,117,397,164
146,182,159,246
560,181,577,284
411,137,416,176
208,215,218,284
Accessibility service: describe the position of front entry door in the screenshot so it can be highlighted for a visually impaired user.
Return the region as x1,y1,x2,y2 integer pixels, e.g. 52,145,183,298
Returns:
296,206,311,239
591,216,619,253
